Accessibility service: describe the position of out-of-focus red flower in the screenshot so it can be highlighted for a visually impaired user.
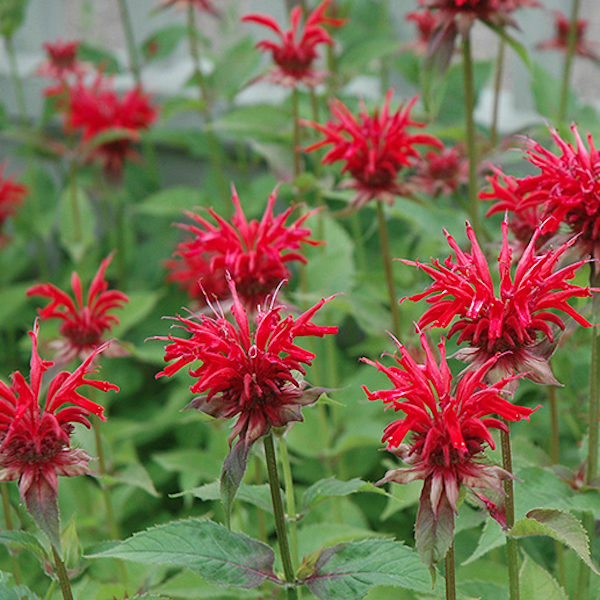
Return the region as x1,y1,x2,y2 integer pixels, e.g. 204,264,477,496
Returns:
171,185,319,309
27,255,129,365
410,145,469,197
37,39,86,97
402,218,596,384
156,278,337,448
304,91,442,209
242,0,346,87
165,246,229,305
537,11,599,62
363,333,534,549
404,9,444,55
64,74,157,179
0,320,118,545
159,0,219,15
0,164,26,244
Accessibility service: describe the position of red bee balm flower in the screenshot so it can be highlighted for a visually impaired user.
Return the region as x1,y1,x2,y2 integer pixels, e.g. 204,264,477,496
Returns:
0,320,118,546
410,145,469,197
0,164,26,243
304,91,442,209
37,39,86,84
65,74,157,178
156,279,338,448
513,127,600,264
403,218,596,384
362,333,535,564
242,0,346,87
27,255,129,365
404,9,444,55
537,11,599,62
170,185,320,309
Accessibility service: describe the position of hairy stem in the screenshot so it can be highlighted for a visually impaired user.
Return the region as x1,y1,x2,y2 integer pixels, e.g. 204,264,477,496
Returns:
445,543,456,600
501,427,520,600
1,483,22,584
376,201,401,337
461,33,482,238
51,545,74,600
548,385,561,464
278,438,299,577
490,37,505,147
558,0,581,123
263,433,298,598
116,0,141,85
3,35,27,122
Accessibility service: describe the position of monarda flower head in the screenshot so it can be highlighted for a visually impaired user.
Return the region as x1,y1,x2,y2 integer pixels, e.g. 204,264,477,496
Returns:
155,278,338,450
402,218,596,384
510,126,600,266
27,254,129,365
0,320,118,547
170,185,320,309
403,9,444,55
64,73,157,179
537,11,599,62
410,144,469,198
36,38,86,97
362,332,535,565
303,91,442,209
242,0,346,87
0,164,26,245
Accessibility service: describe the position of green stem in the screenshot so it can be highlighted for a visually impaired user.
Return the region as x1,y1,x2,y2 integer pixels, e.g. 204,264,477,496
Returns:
376,201,401,337
292,87,302,181
69,161,82,248
576,270,600,599
548,385,560,464
116,0,141,85
43,580,57,600
490,37,505,147
500,427,520,600
263,433,298,598
51,545,74,600
1,483,22,584
558,0,581,123
186,5,230,213
3,35,27,122
350,212,368,272
278,438,299,574
445,543,456,600
461,33,482,238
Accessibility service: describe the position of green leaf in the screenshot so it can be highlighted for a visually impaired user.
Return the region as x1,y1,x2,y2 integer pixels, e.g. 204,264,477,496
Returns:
142,25,188,61
482,22,531,70
135,186,205,217
338,38,399,74
210,37,261,100
302,538,432,599
160,97,207,122
510,508,599,574
107,462,160,497
529,61,575,120
156,570,262,599
462,519,504,565
175,481,275,514
0,283,32,327
0,531,48,568
58,184,95,264
0,580,40,600
0,0,30,37
520,555,568,600
109,290,163,338
24,478,61,552
88,518,280,588
77,42,121,73
302,478,385,512
210,105,289,142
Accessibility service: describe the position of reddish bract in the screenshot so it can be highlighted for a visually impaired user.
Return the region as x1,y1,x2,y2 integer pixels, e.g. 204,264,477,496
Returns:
242,0,345,87
363,333,533,523
156,279,338,448
27,255,129,364
0,164,26,243
404,9,444,55
304,91,441,209
170,185,319,309
402,218,596,384
410,145,469,197
37,38,86,91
